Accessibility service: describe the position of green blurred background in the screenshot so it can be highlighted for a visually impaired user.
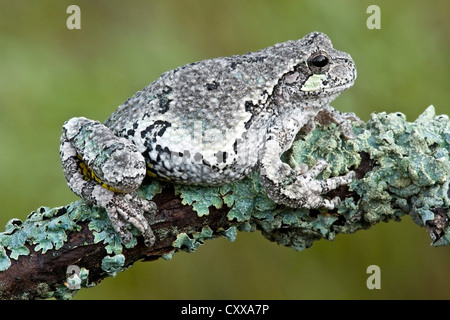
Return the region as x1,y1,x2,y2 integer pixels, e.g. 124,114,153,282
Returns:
0,0,448,299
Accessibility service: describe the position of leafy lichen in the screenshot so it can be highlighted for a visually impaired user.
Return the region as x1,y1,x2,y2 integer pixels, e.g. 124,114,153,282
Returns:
172,226,216,252
175,185,223,217
101,254,126,276
0,204,83,271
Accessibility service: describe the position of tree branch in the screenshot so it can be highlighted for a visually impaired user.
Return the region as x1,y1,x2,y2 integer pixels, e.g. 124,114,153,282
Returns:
0,187,234,299
0,106,448,299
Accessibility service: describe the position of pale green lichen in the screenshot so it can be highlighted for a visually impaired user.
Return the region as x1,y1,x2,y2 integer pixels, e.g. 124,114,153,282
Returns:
217,225,238,242
175,185,223,217
0,200,141,275
220,174,274,222
168,225,238,259
89,207,137,255
0,204,82,271
0,246,10,272
172,226,216,252
161,250,176,260
101,254,126,276
137,180,165,201
253,106,449,250
288,123,360,179
347,106,449,230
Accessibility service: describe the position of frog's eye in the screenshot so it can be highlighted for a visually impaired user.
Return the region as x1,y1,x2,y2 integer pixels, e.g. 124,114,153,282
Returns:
307,51,330,74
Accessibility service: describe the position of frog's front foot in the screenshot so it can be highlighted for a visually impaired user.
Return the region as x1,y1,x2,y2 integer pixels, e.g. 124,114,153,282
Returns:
289,159,355,209
261,159,355,210
107,193,156,246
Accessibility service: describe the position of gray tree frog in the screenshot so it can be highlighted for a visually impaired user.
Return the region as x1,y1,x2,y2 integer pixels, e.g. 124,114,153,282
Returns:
60,32,358,246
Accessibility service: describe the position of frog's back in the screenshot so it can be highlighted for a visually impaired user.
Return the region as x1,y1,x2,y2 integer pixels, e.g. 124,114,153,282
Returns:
104,39,307,185
105,40,306,133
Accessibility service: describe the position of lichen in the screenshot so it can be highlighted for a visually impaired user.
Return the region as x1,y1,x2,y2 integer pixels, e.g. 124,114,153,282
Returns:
137,179,165,201
101,254,126,276
218,226,238,242
0,204,83,271
347,106,449,232
172,226,216,252
0,199,137,282
161,250,176,260
220,173,274,222
252,106,448,249
168,225,238,256
175,185,223,217
0,246,11,272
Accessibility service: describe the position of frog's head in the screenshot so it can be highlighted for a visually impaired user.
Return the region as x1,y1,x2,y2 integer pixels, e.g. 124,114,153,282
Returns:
278,32,357,109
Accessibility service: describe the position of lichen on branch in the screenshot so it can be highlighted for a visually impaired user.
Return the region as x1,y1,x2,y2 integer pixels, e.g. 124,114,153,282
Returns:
0,106,448,299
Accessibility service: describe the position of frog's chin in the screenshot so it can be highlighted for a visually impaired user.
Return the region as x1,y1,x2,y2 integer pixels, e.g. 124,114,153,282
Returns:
300,81,353,98
296,90,346,109
301,80,354,95
324,82,354,95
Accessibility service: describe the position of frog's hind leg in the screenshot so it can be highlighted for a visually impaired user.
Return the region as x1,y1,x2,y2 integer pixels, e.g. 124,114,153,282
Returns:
60,117,156,246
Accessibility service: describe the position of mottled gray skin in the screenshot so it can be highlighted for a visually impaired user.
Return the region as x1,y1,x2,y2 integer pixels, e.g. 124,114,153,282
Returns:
60,32,358,246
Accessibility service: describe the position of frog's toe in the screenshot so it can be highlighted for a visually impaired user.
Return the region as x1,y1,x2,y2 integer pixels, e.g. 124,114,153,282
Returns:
107,194,156,246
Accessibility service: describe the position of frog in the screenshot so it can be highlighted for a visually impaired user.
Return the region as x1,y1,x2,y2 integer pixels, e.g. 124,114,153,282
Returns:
59,31,358,247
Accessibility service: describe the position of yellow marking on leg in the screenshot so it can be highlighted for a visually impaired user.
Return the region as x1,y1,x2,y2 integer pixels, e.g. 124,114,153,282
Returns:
76,155,121,192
